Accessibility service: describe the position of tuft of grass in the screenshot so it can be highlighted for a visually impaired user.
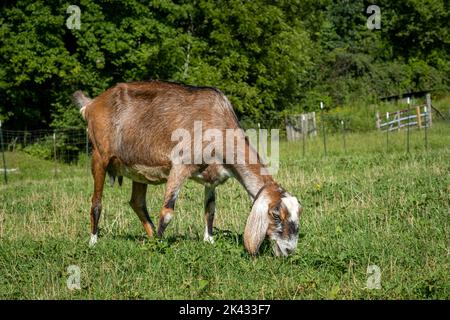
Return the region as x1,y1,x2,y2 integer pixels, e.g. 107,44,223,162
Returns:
0,122,449,299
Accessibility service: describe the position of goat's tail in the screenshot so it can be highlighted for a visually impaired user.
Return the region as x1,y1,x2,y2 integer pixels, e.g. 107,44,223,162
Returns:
72,90,92,121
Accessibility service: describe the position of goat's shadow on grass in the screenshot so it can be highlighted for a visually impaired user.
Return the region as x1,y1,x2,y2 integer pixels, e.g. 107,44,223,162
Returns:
213,228,244,245
112,228,245,247
213,229,306,244
111,233,197,244
111,234,148,243
112,229,306,257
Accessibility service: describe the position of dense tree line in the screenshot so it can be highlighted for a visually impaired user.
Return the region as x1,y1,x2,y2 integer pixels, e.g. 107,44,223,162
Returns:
0,0,448,129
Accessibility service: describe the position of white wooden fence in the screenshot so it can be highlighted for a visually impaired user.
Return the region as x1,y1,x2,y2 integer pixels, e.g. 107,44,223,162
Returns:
376,94,433,131
376,105,432,132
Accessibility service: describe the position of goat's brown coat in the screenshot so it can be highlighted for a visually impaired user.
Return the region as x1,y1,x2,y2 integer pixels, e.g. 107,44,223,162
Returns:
76,80,298,255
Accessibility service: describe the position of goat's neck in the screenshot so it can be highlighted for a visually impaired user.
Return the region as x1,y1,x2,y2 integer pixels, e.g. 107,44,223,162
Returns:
228,137,276,200
230,163,275,201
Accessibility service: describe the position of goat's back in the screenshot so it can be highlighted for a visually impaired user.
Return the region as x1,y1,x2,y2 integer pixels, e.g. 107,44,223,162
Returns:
85,81,242,166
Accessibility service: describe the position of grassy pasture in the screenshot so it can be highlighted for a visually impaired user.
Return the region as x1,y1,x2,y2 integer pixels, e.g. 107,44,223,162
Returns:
0,123,449,299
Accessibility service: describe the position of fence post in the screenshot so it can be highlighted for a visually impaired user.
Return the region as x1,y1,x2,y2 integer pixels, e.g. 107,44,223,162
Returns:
285,117,290,141
341,120,346,154
406,97,411,154
53,131,57,177
312,112,317,137
416,106,422,129
320,102,327,157
0,120,7,184
375,112,381,129
426,93,432,126
386,112,390,153
302,114,306,157
424,106,428,151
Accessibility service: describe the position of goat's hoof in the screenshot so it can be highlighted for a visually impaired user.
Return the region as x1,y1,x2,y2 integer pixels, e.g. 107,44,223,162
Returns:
89,234,98,247
203,234,214,244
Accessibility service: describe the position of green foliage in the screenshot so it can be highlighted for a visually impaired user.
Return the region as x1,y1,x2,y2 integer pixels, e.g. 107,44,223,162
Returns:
0,0,449,129
22,132,82,162
23,136,54,160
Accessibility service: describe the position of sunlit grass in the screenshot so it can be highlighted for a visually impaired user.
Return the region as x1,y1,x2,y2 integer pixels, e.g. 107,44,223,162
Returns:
0,122,449,299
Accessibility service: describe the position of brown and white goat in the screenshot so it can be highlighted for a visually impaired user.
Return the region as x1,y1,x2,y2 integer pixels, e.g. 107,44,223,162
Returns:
73,81,301,256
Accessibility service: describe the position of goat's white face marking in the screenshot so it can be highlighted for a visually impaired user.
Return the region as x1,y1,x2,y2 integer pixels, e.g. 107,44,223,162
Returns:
89,234,98,247
282,195,301,222
271,194,301,257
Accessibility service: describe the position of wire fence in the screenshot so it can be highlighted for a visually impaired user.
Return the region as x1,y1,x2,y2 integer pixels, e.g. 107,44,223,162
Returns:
0,114,449,185
1,127,90,162
0,126,91,183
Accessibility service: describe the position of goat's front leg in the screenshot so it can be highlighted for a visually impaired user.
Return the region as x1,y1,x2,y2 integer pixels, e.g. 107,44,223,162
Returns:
157,165,195,238
129,181,156,238
89,151,106,247
203,185,216,243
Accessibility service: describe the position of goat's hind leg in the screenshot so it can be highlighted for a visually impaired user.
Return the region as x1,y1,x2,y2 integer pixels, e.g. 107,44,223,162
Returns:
89,151,107,247
129,181,156,238
203,185,216,243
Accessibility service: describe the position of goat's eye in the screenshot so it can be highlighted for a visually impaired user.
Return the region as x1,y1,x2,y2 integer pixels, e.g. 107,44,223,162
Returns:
270,209,280,219
271,213,280,223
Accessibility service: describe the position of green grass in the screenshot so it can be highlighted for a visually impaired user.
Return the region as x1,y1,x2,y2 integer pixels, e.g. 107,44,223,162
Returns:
1,123,449,299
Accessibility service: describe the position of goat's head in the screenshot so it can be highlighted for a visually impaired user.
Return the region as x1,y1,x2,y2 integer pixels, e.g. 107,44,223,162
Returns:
244,184,301,257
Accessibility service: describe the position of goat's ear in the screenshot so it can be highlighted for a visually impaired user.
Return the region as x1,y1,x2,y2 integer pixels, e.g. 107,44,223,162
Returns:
244,195,270,256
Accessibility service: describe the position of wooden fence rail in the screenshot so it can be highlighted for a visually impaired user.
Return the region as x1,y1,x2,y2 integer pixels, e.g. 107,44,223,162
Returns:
285,112,317,141
376,105,432,132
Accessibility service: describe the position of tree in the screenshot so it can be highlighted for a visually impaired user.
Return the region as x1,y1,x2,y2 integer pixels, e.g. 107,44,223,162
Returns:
0,0,448,130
